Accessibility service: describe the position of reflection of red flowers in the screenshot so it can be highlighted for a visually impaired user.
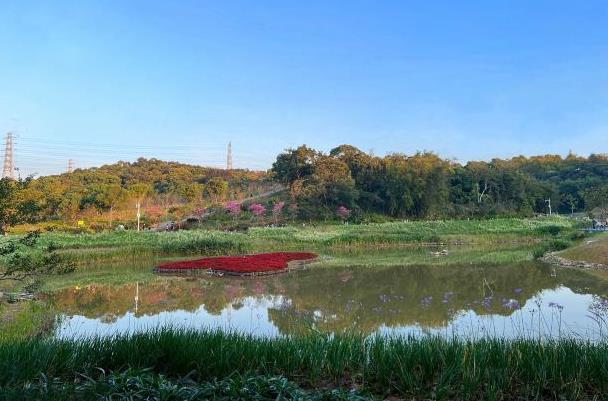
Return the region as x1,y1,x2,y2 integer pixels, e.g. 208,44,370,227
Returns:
157,252,317,273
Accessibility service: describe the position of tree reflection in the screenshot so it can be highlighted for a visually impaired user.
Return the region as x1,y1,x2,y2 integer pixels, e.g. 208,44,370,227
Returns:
50,262,608,336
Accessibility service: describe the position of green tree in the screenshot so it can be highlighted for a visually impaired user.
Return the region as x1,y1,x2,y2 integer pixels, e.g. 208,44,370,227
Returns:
0,231,75,291
300,156,357,215
0,178,18,235
206,177,228,203
271,145,321,200
98,184,127,226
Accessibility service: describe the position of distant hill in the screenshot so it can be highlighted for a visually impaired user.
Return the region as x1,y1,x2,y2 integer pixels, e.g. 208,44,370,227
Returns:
15,158,272,225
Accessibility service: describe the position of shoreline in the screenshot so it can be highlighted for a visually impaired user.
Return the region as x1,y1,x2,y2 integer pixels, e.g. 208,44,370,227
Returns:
540,252,608,269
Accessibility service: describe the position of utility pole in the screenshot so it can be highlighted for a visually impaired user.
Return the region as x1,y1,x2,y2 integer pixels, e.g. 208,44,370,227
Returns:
545,199,552,216
2,132,14,179
136,202,141,232
67,159,74,173
226,141,233,170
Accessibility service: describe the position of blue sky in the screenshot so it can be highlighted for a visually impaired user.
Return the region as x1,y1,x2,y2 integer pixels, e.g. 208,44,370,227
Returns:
1,1,607,175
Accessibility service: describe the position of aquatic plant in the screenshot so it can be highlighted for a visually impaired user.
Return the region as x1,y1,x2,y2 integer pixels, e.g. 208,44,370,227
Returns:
155,252,318,274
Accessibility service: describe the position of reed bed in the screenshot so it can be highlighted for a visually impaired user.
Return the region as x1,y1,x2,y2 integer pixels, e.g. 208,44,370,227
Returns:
35,217,576,256
1,329,607,400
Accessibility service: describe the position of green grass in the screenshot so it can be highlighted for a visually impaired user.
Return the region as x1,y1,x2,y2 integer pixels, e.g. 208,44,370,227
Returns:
1,372,374,401
36,241,541,292
19,216,578,291
1,329,608,400
0,302,54,342
558,232,608,265
22,216,576,260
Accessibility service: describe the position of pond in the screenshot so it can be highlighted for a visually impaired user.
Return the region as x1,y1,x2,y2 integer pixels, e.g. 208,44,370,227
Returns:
48,248,608,340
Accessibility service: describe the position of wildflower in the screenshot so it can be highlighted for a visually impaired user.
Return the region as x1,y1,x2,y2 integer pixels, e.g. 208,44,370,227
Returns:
225,201,241,216
249,203,266,216
337,206,351,220
548,302,564,311
502,299,520,310
442,291,454,304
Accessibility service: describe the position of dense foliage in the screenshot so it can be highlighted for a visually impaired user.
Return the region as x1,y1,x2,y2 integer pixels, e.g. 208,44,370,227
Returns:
0,158,270,231
272,145,608,219
1,148,607,232
0,231,75,291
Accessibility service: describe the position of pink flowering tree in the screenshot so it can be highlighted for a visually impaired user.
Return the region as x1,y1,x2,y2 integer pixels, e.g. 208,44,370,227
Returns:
249,203,266,220
193,207,207,217
272,201,285,223
337,206,351,222
225,201,241,217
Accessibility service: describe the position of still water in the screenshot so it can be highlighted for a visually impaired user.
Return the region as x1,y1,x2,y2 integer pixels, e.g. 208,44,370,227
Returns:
50,252,608,340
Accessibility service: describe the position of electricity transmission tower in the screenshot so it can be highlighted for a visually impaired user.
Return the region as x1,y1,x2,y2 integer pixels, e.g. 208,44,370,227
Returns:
226,141,233,170
67,159,74,173
2,132,14,179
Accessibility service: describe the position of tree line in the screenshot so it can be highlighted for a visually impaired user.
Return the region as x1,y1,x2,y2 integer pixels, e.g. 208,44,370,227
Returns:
0,158,270,233
271,145,608,220
1,147,608,233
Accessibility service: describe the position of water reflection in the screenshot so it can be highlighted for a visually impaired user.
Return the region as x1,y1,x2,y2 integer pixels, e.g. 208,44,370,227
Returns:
51,262,608,340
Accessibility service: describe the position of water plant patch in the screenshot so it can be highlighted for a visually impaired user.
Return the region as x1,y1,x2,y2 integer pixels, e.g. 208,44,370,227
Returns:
155,252,318,276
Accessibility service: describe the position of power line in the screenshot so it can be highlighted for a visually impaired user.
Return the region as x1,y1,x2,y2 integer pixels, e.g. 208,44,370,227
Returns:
3,132,276,176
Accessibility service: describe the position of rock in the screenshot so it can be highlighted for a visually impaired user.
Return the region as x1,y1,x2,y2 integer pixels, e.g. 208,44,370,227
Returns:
540,252,607,269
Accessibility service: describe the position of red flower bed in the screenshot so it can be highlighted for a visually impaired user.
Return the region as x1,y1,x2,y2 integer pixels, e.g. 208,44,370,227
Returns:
156,252,318,274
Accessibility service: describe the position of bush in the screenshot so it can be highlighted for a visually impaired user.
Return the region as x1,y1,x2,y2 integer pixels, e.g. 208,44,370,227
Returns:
536,224,564,236
533,238,572,259
568,231,587,241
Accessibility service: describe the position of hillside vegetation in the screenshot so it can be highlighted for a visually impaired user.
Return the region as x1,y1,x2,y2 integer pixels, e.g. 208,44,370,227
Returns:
1,146,608,234
272,145,608,220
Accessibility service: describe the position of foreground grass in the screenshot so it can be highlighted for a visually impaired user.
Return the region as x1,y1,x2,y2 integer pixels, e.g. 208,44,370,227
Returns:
1,329,608,400
2,373,371,401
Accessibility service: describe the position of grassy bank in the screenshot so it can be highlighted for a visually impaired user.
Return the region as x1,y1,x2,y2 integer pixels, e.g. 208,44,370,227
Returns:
30,216,578,261
1,329,607,400
558,232,608,266
0,301,54,342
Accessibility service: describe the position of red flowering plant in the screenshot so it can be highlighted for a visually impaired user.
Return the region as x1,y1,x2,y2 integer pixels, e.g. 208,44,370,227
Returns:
156,252,318,274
